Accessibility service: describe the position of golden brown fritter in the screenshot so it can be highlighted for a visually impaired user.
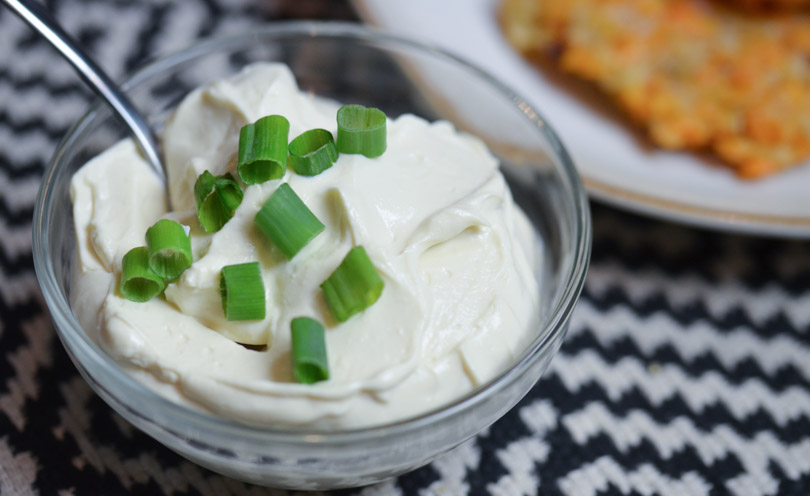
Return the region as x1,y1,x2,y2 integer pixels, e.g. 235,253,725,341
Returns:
501,0,810,178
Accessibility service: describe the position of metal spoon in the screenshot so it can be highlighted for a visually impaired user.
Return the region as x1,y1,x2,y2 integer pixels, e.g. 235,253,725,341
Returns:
2,0,166,185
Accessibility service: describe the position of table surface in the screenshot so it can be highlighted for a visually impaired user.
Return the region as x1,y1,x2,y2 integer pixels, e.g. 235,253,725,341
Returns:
1,1,809,495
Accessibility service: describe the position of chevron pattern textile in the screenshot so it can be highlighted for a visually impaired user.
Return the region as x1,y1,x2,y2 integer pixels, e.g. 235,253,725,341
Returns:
2,1,810,494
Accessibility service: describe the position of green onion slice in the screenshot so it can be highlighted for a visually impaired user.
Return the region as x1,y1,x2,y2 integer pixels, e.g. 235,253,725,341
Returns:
120,246,165,302
194,171,244,232
288,128,338,176
238,115,290,184
321,246,384,322
290,317,329,384
145,219,192,281
336,104,387,158
254,183,325,260
219,262,265,321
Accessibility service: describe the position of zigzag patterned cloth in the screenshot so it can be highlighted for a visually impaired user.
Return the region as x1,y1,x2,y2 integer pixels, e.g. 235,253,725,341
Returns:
2,1,810,494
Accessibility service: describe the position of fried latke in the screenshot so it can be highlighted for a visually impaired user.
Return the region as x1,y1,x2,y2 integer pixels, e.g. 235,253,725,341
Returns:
501,0,810,178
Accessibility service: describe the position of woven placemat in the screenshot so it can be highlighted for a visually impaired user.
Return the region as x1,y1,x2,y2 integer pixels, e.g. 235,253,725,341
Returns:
1,1,809,494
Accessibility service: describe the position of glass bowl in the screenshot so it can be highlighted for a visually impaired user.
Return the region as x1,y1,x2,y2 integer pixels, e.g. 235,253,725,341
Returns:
32,22,590,490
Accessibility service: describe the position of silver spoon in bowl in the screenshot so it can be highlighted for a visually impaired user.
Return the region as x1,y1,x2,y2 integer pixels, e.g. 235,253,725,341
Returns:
2,0,167,187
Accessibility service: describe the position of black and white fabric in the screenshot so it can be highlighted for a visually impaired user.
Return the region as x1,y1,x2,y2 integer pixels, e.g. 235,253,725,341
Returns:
2,1,810,494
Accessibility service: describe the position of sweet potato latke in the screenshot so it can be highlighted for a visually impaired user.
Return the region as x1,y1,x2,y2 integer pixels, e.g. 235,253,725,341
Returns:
501,0,810,178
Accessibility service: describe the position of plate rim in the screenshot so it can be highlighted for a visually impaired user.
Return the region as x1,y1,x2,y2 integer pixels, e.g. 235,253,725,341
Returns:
585,176,810,238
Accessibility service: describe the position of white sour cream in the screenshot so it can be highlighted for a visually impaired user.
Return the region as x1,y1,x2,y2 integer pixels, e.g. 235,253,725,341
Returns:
70,63,542,429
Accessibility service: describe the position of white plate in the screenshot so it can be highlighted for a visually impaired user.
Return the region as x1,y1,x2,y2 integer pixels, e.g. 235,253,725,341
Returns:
355,0,810,238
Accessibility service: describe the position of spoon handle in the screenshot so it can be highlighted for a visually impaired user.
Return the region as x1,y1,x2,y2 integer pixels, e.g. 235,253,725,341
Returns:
2,0,165,182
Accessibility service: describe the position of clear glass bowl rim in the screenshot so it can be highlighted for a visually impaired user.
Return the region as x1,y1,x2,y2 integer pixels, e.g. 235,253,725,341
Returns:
32,21,591,445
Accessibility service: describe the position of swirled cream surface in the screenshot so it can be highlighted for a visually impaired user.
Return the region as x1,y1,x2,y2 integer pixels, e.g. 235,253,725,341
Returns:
70,63,541,429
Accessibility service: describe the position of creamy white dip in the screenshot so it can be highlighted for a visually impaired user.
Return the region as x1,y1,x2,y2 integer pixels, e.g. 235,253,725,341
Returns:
70,63,541,429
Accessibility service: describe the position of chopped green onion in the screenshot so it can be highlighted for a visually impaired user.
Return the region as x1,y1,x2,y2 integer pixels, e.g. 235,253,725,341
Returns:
146,219,192,281
254,183,324,260
219,262,265,321
238,115,290,184
290,317,329,384
288,128,338,176
120,246,165,302
321,246,384,322
194,171,244,232
336,104,387,158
